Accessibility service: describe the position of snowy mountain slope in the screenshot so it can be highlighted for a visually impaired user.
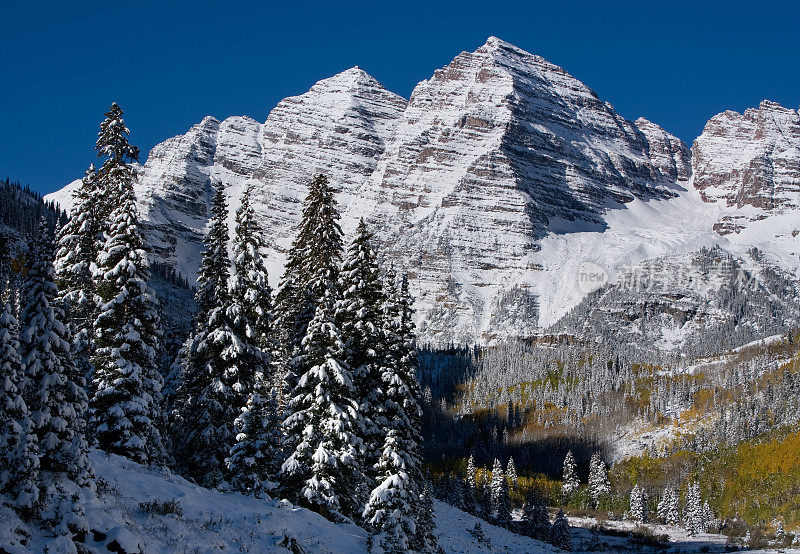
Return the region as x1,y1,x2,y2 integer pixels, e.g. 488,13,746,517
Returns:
550,245,800,354
45,38,800,347
0,451,553,553
693,100,800,234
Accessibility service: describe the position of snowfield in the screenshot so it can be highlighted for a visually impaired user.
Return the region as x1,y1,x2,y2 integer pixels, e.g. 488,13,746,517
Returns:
0,450,554,553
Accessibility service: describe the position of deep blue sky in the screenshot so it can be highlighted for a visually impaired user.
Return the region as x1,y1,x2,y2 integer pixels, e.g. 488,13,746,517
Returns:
2,0,799,195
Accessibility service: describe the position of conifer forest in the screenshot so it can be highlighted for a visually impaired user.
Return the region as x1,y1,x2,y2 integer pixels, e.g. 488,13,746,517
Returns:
3,34,800,554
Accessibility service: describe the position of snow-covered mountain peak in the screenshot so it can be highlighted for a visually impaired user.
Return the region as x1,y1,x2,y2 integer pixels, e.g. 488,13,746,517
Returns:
45,39,800,347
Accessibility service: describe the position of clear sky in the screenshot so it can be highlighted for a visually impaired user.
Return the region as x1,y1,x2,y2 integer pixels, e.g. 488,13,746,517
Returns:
2,0,799,195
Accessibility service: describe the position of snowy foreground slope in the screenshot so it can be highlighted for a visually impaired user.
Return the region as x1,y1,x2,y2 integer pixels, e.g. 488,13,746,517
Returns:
0,451,553,553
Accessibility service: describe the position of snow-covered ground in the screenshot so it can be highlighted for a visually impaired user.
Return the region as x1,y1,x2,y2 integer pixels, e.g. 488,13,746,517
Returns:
567,514,800,553
0,450,554,553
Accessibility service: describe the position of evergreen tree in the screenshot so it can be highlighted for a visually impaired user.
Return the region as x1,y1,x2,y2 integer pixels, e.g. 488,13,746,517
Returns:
55,164,101,382
465,454,477,514
228,186,276,372
522,490,551,541
367,265,427,544
363,430,416,553
629,483,647,523
225,187,281,495
91,159,165,465
20,219,92,486
280,292,362,519
506,456,518,494
0,286,39,514
657,488,680,526
490,457,511,527
274,174,343,391
562,450,579,501
176,185,247,487
416,477,438,553
549,508,573,551
95,102,139,218
336,219,385,484
684,481,704,535
226,371,281,496
588,452,610,509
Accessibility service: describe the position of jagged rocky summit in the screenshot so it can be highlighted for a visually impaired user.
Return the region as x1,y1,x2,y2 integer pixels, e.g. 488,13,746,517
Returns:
47,37,800,347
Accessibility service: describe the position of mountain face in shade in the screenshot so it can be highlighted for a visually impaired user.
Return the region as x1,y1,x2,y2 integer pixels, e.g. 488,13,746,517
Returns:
46,38,800,347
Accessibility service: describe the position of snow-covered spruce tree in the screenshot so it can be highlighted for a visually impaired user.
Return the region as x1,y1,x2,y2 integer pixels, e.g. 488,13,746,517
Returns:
490,457,511,527
562,450,579,501
91,160,165,465
363,430,416,552
416,476,438,553
657,488,680,526
522,490,551,541
506,456,518,494
0,283,40,515
702,500,715,532
94,102,140,217
549,508,573,551
225,187,281,495
389,270,432,550
20,218,92,488
629,483,647,523
176,185,248,487
55,164,102,382
588,452,610,509
274,174,343,398
365,266,426,527
280,291,362,520
336,219,386,486
228,186,277,373
226,371,281,496
464,454,477,514
684,481,703,535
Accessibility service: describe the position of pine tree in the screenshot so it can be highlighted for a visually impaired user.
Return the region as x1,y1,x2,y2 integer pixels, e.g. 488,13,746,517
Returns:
274,174,343,390
416,477,438,553
176,185,246,487
490,457,511,527
549,508,573,551
465,454,477,514
336,219,386,485
562,450,580,501
226,372,281,496
588,452,610,509
369,266,427,545
657,488,680,526
506,456,518,494
91,158,165,465
225,187,281,495
684,481,703,535
363,430,416,553
629,483,647,523
522,490,551,541
55,164,102,382
228,186,276,373
280,292,362,519
95,102,139,216
702,500,715,532
0,285,40,514
20,219,92,486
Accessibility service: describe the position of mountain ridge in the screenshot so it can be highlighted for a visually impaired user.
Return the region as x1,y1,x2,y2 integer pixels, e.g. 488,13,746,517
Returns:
45,37,800,347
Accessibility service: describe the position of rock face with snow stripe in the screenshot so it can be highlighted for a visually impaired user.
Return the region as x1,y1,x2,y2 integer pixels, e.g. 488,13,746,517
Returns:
347,37,693,343
105,68,407,284
635,117,692,183
692,100,800,234
46,37,800,347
